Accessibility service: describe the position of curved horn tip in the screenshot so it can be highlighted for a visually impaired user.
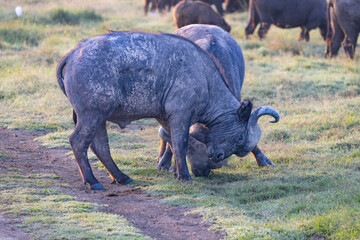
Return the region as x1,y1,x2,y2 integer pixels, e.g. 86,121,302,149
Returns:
270,115,280,123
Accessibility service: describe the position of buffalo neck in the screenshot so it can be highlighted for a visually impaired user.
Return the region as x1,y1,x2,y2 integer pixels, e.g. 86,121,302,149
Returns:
199,67,241,129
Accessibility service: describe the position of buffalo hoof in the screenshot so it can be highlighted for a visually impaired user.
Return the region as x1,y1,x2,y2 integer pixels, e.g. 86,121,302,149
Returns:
157,163,171,171
157,155,172,171
257,156,276,167
176,173,192,181
117,176,133,185
90,182,105,190
157,158,172,171
255,153,276,167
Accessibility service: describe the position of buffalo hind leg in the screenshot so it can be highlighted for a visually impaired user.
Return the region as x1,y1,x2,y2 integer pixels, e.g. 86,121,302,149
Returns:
69,113,105,190
245,2,260,38
329,9,344,58
90,122,132,185
251,145,275,167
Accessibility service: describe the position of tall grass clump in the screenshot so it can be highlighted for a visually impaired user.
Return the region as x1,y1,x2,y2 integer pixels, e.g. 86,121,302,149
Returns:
48,8,103,25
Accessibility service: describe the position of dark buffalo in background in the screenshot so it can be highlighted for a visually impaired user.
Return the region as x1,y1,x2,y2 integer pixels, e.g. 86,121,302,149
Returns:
157,24,278,177
325,0,360,59
199,0,225,15
245,0,327,41
224,0,248,13
144,0,181,15
56,31,278,189
173,0,231,32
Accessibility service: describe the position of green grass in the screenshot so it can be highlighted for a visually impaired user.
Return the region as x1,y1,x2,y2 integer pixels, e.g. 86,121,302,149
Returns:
1,0,360,239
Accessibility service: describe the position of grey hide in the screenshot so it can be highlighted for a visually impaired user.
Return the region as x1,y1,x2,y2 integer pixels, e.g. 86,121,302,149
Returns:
56,31,279,190
158,24,278,177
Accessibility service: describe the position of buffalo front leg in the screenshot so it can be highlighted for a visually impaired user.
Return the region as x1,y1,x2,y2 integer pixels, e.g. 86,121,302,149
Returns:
157,127,173,171
251,145,275,167
299,27,306,41
170,122,191,181
69,115,104,190
158,137,167,161
328,10,344,58
90,122,132,185
258,22,271,40
157,143,173,171
298,27,310,41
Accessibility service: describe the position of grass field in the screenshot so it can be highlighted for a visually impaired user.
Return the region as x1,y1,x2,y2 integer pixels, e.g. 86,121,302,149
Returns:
1,0,359,239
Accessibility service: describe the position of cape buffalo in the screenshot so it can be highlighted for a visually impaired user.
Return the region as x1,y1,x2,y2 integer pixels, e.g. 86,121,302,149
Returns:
144,0,181,15
325,0,360,59
225,0,248,13
245,0,327,41
157,24,278,177
173,0,231,32
199,0,225,16
56,31,278,189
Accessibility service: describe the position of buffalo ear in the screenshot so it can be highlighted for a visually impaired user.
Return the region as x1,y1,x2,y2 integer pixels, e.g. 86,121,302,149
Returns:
237,100,253,122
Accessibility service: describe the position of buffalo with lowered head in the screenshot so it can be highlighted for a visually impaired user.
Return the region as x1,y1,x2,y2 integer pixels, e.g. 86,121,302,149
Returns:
173,0,231,32
325,0,360,59
56,31,279,190
157,24,278,177
245,0,327,41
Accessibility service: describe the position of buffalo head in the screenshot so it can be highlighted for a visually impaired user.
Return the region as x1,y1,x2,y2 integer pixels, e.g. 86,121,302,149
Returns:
206,100,279,163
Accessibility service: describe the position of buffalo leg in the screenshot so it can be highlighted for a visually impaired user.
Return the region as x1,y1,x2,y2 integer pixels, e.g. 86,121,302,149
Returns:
245,2,260,38
342,31,358,59
214,1,224,16
329,8,344,57
157,142,173,171
157,126,173,170
158,137,167,162
258,22,271,40
144,0,150,15
251,145,275,167
299,27,306,41
90,122,132,185
169,119,191,180
69,113,104,190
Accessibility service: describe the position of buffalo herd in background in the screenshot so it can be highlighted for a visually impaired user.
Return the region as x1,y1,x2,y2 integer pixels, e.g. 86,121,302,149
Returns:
55,0,357,189
144,0,360,59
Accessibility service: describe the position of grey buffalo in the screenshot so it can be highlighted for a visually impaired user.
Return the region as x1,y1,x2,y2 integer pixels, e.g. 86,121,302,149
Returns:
56,31,279,190
245,0,327,41
157,24,278,177
325,0,360,59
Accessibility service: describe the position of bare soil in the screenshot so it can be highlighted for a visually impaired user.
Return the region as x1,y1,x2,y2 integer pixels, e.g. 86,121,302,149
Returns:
0,127,225,240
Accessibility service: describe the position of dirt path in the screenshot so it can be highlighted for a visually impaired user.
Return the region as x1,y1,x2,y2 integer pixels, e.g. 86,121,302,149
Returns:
0,127,225,240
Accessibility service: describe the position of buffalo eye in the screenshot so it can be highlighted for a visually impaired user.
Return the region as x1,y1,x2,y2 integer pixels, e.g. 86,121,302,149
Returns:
235,135,244,146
